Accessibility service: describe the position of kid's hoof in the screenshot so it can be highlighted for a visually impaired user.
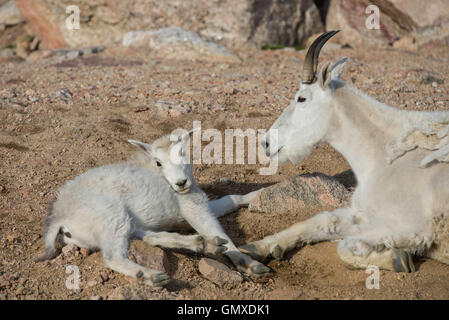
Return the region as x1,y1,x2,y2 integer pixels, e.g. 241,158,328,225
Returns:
215,237,228,246
201,236,229,255
392,250,415,273
151,273,171,287
251,263,271,276
214,246,227,254
238,243,265,261
271,245,284,261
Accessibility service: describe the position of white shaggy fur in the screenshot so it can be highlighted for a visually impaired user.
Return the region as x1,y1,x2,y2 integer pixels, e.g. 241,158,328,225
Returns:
37,131,269,287
240,56,449,272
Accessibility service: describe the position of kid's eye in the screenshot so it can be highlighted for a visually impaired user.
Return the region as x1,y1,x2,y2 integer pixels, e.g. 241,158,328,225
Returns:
156,161,162,167
297,96,306,103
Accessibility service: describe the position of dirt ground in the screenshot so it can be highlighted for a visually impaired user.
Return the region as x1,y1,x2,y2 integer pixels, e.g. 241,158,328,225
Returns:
1,40,448,300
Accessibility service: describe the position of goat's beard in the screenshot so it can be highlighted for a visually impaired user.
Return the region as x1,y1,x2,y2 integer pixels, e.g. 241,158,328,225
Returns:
285,144,313,164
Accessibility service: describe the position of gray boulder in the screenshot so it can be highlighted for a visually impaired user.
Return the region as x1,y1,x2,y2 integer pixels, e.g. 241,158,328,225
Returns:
249,173,351,214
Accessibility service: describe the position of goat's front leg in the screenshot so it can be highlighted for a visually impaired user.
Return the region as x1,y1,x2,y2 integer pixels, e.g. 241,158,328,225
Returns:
239,207,357,261
180,206,271,278
137,230,228,255
208,189,263,218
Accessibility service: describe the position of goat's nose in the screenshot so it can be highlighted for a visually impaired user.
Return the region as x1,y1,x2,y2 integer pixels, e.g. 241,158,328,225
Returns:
176,179,187,187
263,139,269,150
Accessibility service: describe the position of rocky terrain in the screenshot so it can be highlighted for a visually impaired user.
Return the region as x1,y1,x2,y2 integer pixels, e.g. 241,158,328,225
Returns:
0,0,449,300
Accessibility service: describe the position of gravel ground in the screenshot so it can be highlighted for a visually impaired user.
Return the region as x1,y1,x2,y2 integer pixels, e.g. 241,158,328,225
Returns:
0,40,448,300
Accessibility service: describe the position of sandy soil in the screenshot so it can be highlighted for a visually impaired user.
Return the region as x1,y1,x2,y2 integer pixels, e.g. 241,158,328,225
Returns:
0,40,448,300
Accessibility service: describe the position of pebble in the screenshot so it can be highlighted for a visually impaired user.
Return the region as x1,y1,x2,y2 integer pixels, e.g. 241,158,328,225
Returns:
56,88,73,99
62,243,78,257
198,258,243,288
86,280,98,288
219,177,231,184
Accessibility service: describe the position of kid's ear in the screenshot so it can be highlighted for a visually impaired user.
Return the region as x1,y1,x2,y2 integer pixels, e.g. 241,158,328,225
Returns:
175,127,200,144
128,139,152,154
185,127,200,139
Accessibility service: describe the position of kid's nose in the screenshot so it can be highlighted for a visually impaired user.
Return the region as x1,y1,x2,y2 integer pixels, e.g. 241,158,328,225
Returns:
176,179,187,187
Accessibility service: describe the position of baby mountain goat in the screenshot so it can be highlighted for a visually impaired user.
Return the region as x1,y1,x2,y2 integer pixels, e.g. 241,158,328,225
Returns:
240,31,449,273
37,130,269,287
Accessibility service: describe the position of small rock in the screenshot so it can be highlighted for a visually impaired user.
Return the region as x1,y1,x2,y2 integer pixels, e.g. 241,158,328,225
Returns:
198,258,243,288
86,280,98,288
0,1,24,26
56,88,73,99
90,295,103,300
155,100,191,118
249,172,351,214
29,37,40,51
62,243,78,257
393,36,417,50
219,177,232,184
128,241,169,273
134,106,150,113
224,87,238,95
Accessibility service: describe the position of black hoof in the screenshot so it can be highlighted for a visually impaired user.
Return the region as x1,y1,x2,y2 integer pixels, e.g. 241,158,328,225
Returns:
392,250,415,273
239,244,264,261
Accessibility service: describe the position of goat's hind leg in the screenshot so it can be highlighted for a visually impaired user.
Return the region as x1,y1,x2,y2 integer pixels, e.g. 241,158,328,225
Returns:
102,237,170,287
138,230,228,255
337,239,415,273
239,207,356,261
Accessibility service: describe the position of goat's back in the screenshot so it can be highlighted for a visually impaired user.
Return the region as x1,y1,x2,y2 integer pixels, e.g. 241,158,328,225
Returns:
52,164,188,231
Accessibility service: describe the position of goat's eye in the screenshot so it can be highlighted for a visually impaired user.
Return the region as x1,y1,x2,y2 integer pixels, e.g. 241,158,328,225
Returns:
156,161,162,167
297,96,306,103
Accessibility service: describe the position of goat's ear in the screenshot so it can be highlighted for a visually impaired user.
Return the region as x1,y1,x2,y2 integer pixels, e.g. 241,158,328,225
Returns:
330,57,348,81
180,127,200,144
318,61,332,89
186,127,200,138
128,139,152,154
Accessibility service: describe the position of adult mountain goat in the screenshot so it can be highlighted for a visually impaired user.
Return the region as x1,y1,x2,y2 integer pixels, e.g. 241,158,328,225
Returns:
240,31,449,272
36,130,269,287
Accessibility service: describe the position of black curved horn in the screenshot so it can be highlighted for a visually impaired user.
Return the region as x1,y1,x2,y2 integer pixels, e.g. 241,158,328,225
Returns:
302,30,340,84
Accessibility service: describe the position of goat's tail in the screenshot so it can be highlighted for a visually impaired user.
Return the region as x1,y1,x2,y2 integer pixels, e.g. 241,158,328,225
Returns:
35,199,61,262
